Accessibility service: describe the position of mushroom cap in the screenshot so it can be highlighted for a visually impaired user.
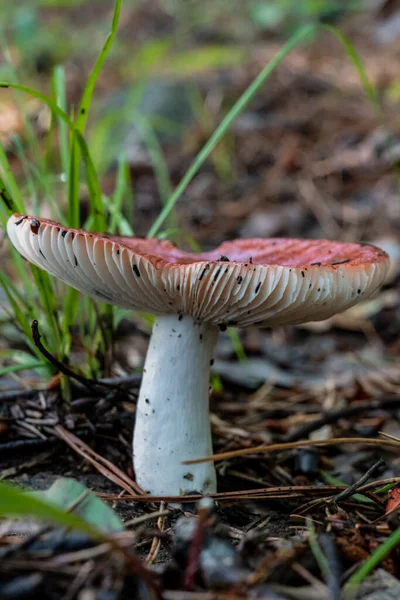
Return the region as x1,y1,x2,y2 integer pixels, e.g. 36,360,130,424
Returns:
7,214,389,328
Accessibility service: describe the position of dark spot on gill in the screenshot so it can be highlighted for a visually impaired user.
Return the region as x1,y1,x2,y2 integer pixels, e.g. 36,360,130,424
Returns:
39,249,46,260
217,255,230,262
331,258,350,265
73,254,78,266
133,264,140,277
357,289,361,294
219,323,227,332
116,249,120,255
301,271,305,278
199,264,210,281
249,257,253,264
237,275,243,284
213,267,221,282
61,230,67,238
255,281,262,294
178,314,183,321
311,261,321,266
30,219,40,235
14,216,28,226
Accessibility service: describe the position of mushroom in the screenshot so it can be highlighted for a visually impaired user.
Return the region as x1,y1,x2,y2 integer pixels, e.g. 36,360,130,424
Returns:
7,214,390,497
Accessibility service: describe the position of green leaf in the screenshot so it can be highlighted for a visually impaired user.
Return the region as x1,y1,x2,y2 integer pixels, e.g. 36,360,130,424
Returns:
0,480,104,539
30,478,124,534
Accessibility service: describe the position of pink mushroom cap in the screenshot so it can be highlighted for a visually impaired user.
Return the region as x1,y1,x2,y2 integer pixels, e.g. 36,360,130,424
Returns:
7,214,389,328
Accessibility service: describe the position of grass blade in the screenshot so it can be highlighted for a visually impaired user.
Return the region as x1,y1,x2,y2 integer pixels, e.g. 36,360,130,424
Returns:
0,360,45,377
147,23,316,238
0,142,24,214
322,25,378,111
109,154,134,234
322,25,400,195
345,527,400,598
75,0,122,135
52,66,70,178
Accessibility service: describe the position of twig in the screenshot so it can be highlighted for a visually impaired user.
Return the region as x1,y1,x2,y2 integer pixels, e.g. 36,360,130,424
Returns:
183,437,400,464
0,389,43,403
0,374,142,404
331,459,385,503
100,483,384,504
124,510,171,528
0,437,60,453
285,397,400,442
145,502,166,564
54,425,144,495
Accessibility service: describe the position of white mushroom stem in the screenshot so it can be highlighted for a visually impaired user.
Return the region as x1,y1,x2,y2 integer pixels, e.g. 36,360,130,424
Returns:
133,314,218,497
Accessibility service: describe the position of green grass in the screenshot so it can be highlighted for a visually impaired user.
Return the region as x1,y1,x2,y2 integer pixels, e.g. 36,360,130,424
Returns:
344,527,400,598
0,0,123,378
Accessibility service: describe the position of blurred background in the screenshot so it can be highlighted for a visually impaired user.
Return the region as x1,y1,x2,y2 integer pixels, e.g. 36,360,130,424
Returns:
2,0,400,244
1,0,400,389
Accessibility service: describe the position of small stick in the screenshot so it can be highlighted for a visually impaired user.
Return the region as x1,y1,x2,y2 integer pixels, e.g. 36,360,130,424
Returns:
183,437,400,464
332,458,385,503
285,397,400,442
145,502,166,564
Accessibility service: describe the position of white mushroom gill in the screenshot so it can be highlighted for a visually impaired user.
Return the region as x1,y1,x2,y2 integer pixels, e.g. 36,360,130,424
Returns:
133,314,218,496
